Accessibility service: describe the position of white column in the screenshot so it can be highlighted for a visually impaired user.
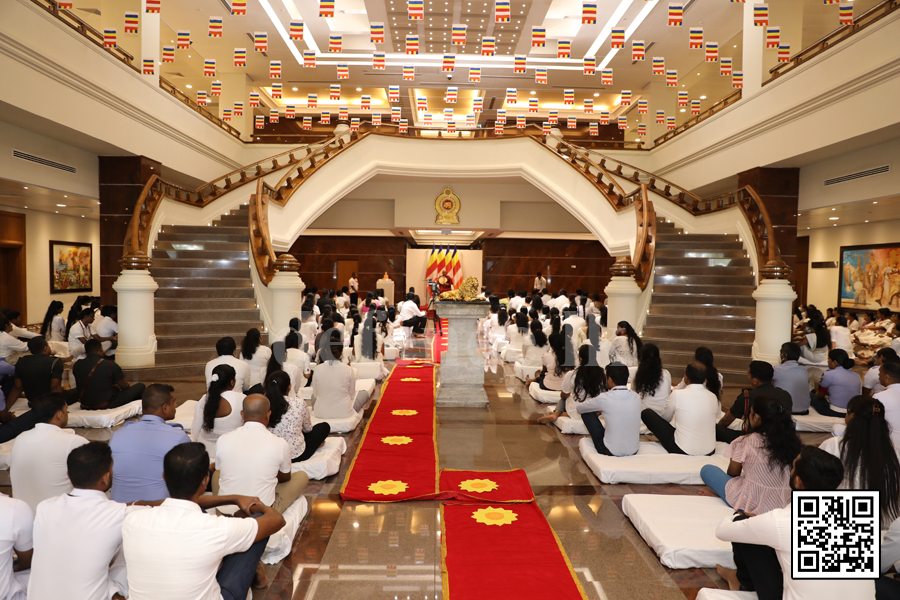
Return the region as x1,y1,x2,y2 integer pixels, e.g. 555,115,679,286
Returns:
752,278,797,364
741,2,766,99
333,123,351,145
604,264,642,339
140,0,160,86
113,269,159,368
268,271,307,340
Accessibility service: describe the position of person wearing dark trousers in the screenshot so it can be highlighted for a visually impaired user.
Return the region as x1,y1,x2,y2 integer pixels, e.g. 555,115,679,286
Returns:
73,339,145,410
5,336,78,409
641,361,718,456
716,361,793,444
398,293,427,336
810,349,862,418
576,361,641,457
349,272,359,307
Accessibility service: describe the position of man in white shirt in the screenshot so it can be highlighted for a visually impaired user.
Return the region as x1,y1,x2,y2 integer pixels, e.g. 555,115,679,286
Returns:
0,492,32,600
773,342,813,414
398,293,427,336
508,292,525,314
28,442,157,600
214,395,308,515
0,317,28,363
864,347,897,396
10,392,89,513
876,359,900,447
94,306,119,357
713,446,873,600
348,273,359,306
533,272,547,293
574,363,641,456
641,361,718,455
67,308,95,363
205,337,250,393
551,290,570,311
123,442,286,600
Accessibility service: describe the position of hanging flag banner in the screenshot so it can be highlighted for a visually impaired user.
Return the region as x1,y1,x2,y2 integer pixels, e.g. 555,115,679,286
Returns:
638,99,648,114
583,56,596,75
652,57,665,75
532,27,546,47
211,81,222,96
582,1,597,24
204,59,216,76
677,91,688,106
469,66,482,82
423,113,433,126
330,84,341,100
330,34,342,52
599,110,609,125
766,26,780,48
656,110,665,124
234,48,247,66
319,0,334,17
666,69,677,87
601,68,613,85
209,16,223,38
667,115,676,129
408,0,424,19
403,65,415,80
391,107,401,122
689,27,703,49
249,92,260,107
705,42,719,62
473,97,483,112
691,99,701,114
542,122,551,134
452,24,467,45
753,4,768,26
505,88,517,105
668,2,683,26
142,58,155,75
443,108,453,121
290,21,304,40
567,116,577,129
302,116,312,130
146,0,161,13
303,51,316,67
399,119,408,133
467,114,476,127
839,3,853,25
222,108,232,121
496,109,507,124
59,1,73,8
444,55,456,72
254,31,267,51
516,115,526,129
269,61,281,79
611,28,625,49
367,22,384,44
535,68,547,84
632,40,645,61
124,12,139,34
321,111,331,124
589,122,599,136
638,123,647,136
197,91,208,105
255,115,265,129
720,57,733,76
564,89,574,105
176,30,189,49
373,52,385,69
233,102,243,116
446,87,458,103
482,37,495,56
361,95,371,110
339,106,349,120
231,0,245,16
417,96,427,111
514,55,526,73
446,121,456,134
495,0,510,22
336,64,349,78
495,122,505,135
389,85,400,102
777,44,791,62
583,99,593,114
406,34,419,54
162,46,175,63
620,90,632,105
529,98,539,113
286,106,295,119
103,29,117,48
557,39,571,58
308,93,318,108
350,117,360,131
732,71,743,88
548,110,558,124
271,82,281,97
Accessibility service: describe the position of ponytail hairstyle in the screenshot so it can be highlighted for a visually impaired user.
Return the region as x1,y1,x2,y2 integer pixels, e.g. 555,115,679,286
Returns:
65,300,84,338
573,344,606,402
617,321,642,358
550,315,562,337
284,331,300,350
376,310,389,336
694,347,721,398
828,348,855,370
41,300,64,337
203,364,236,432
811,317,831,349
266,341,287,380
350,313,362,342
750,395,801,471
241,328,262,360
841,396,900,523
497,308,508,327
361,315,377,360
515,312,528,333
265,370,291,429
548,332,567,377
531,295,543,314
633,343,663,398
530,319,548,348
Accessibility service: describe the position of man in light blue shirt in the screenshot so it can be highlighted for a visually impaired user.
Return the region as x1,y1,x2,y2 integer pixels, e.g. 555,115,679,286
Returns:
575,362,641,456
773,342,813,414
109,383,190,503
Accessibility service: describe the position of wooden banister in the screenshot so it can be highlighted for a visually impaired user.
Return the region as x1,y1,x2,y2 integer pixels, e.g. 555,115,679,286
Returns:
158,77,242,140
632,184,657,291
653,89,742,147
249,179,278,284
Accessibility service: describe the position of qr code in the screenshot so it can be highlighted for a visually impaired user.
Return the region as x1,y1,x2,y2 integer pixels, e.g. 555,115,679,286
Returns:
792,490,879,579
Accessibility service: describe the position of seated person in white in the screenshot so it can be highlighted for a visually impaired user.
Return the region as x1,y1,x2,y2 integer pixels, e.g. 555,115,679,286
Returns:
353,317,389,380
206,337,250,393
0,492,32,600
482,302,499,339
630,343,671,416
10,392,89,513
39,300,66,342
829,315,854,356
641,361,718,456
312,343,360,419
538,344,595,425
581,321,611,369
264,370,330,463
610,321,641,367
66,308,97,364
672,346,724,400
500,313,529,362
875,359,900,448
0,317,29,364
213,395,309,515
397,293,427,337
283,332,311,388
259,341,303,398
517,321,549,371
93,306,119,357
239,328,271,391
28,442,159,600
122,442,287,600
489,309,510,349
863,347,897,397
191,364,246,458
561,307,586,347
3,311,37,341
525,331,574,392
713,446,874,599
299,312,318,355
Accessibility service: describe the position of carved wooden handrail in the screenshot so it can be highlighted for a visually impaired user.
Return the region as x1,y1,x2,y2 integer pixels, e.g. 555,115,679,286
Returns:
250,178,279,284
159,77,242,140
765,0,900,85
632,184,657,291
582,151,703,210
653,89,742,146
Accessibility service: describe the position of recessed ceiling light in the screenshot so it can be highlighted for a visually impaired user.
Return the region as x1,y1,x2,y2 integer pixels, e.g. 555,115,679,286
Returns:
23,206,27,209
356,87,362,91
593,92,599,97
55,211,58,213
57,204,66,207
866,220,869,223
23,187,27,189
292,87,298,91
700,95,707,99
63,195,67,198
680,109,686,112
874,201,878,204
832,207,836,210
829,217,839,220
186,84,193,89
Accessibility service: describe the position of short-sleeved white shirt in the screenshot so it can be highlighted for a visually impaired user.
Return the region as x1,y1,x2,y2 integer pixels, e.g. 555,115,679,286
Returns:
10,423,89,513
215,422,292,514
667,384,718,456
0,494,32,600
205,355,251,393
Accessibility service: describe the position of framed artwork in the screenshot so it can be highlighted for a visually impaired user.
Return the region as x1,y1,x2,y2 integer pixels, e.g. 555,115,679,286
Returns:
838,243,900,311
50,240,93,293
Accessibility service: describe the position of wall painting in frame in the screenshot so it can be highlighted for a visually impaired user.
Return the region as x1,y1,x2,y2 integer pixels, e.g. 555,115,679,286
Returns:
50,240,92,293
838,243,900,311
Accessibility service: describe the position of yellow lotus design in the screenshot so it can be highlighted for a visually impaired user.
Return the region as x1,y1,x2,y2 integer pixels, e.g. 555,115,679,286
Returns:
472,507,518,526
401,377,421,382
381,436,413,445
391,410,418,416
367,480,409,495
459,479,499,493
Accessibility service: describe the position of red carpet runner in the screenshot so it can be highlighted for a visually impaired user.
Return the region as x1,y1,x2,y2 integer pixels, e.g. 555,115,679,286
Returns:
431,318,449,363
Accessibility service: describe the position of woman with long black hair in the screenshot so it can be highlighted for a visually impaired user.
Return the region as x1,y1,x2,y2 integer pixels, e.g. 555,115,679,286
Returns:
191,363,245,456
632,343,671,415
674,347,724,399
611,321,642,367
40,301,65,341
353,314,388,379
525,328,574,392
265,370,331,462
240,327,271,389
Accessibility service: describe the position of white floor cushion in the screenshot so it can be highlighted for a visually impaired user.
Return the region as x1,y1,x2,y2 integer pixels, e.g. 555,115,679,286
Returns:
555,415,588,435
261,495,309,565
528,382,562,404
623,494,736,570
514,363,542,382
502,347,523,364
579,438,730,485
357,378,377,399
7,398,29,415
66,400,143,428
794,407,844,432
353,362,384,381
384,347,399,361
311,409,364,434
291,437,347,480
300,388,313,401
696,590,758,600
0,439,14,470
173,400,198,433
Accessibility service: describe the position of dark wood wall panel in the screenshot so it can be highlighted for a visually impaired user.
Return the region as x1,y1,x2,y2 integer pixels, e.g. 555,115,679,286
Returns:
288,236,408,303
795,235,810,308
481,239,614,299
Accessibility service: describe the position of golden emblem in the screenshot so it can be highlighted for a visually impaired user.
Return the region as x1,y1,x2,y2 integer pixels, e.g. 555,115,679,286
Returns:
435,187,460,225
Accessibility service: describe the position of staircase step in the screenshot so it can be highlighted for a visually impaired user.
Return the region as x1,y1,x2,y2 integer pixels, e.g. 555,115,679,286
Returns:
155,308,261,323
656,241,745,251
157,232,250,243
152,250,249,261
656,233,740,243
155,241,249,252
154,277,253,288
652,283,756,295
155,321,264,336
655,257,751,267
645,314,755,331
217,215,249,225
154,348,218,366
155,287,255,299
649,304,756,318
160,225,247,235
122,363,206,382
656,248,747,259
652,293,756,307
654,265,754,278
659,350,752,372
150,267,251,278
155,298,258,311
642,325,755,344
156,333,253,351
655,220,678,230
642,337,753,358
652,275,756,287
665,367,745,385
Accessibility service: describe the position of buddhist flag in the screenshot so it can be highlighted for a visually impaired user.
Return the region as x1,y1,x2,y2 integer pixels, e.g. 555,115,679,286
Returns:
389,85,400,102
514,55,526,74
452,245,462,287
601,69,613,85
271,83,281,98
638,99,648,114
632,40,645,61
234,48,246,66
339,106,349,120
319,0,334,17
222,109,232,121
564,89,574,105
372,113,382,126
542,122,551,134
444,55,456,72
254,31,267,52
567,116,577,129
417,96,427,111
58,1,72,8
446,87,458,103
446,120,456,134
677,91,688,106
406,34,419,54
535,68,547,84
721,57,733,76
754,4,768,26
146,0,160,13
656,110,665,124
467,114,476,127
706,42,719,62
408,0,424,19
336,64,349,79
689,27,703,49
303,51,316,67
532,27,546,47
823,0,840,4
286,106,295,119
732,71,743,88
582,1,597,24
211,81,222,96
516,115,526,129
330,84,341,100
777,44,791,62
443,108,453,121
329,35,342,52
391,106,401,122
765,26,780,48
668,3,683,26
469,66,482,82
611,28,625,49
249,92,260,107
496,109,506,124
839,3,853,25
557,39,571,58
270,61,281,79
638,123,647,136
308,93,318,108
290,21,304,41
473,97,483,112
209,16,223,38
370,22,384,43
589,122,599,136
124,12,139,34
583,99,593,114
505,88,516,105
255,115,265,129
196,91,208,105
666,69,677,87
204,59,216,77
583,56,596,75
233,102,243,116
350,117,360,131
548,110,558,124
667,115,676,130
302,116,312,130
495,0,510,22
373,52,385,69
691,99,701,114
403,65,415,80
321,111,331,124
527,98,538,113
176,30,190,49
361,95,371,110
423,113,433,126
620,90,632,106
162,46,175,63
494,122,505,135
652,57,665,75
481,37,495,56
452,24,467,45
142,58,154,75
426,244,438,280
230,0,245,16
599,110,609,125
103,29,117,48
399,119,408,133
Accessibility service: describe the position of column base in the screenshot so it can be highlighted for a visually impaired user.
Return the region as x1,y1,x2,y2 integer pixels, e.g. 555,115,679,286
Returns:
436,384,489,408
116,334,158,369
